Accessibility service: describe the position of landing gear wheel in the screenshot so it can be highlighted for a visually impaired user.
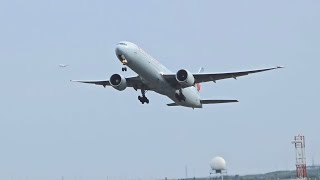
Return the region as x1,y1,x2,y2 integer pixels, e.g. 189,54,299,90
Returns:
175,93,181,101
138,89,150,104
175,92,186,102
181,94,186,101
138,95,149,104
144,97,149,104
122,67,127,72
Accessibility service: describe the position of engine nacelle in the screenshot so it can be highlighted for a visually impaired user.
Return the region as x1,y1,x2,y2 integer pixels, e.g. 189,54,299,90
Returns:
110,74,127,91
176,69,195,87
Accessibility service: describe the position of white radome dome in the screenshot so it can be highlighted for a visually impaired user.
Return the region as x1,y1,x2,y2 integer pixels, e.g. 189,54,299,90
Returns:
210,156,226,171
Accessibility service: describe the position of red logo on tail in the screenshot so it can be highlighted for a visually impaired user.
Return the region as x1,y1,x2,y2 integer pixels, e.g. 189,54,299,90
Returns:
196,83,201,92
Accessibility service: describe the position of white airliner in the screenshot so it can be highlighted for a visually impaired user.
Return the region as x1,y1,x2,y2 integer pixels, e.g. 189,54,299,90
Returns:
59,64,69,68
72,41,283,108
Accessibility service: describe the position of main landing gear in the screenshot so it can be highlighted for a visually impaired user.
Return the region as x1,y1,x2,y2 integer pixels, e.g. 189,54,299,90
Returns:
175,89,186,102
138,89,149,104
122,67,127,71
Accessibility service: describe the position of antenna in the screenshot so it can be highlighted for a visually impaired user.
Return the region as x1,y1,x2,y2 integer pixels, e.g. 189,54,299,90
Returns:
292,135,307,179
185,165,188,179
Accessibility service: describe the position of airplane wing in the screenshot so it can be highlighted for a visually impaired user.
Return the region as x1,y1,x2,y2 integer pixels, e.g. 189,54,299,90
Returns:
71,76,150,90
163,66,283,88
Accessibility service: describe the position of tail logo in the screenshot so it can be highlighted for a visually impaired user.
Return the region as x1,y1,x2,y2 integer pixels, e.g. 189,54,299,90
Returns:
196,83,201,92
196,67,204,92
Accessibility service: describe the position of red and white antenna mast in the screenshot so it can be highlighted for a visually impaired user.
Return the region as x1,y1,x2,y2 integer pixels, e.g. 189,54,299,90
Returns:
292,135,307,179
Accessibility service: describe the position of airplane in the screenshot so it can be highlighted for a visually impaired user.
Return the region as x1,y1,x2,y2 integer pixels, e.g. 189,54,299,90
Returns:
72,41,283,108
59,64,69,68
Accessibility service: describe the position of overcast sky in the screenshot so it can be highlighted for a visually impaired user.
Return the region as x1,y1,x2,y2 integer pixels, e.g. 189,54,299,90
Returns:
0,0,319,180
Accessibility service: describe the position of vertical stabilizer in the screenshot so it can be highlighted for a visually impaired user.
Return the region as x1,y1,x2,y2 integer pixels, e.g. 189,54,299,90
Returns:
198,67,204,73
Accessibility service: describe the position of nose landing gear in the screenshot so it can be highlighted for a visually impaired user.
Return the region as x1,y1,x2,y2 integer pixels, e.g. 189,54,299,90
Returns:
120,55,128,72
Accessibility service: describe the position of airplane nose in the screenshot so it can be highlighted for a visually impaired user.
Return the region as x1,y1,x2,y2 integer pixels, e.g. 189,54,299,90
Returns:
115,42,130,55
115,44,128,64
115,45,123,56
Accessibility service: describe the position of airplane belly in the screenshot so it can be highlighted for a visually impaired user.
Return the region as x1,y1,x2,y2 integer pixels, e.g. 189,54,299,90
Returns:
123,50,201,108
126,52,163,89
167,88,202,108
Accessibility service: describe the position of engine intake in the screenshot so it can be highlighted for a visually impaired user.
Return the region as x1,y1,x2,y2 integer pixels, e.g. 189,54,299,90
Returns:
110,74,127,91
176,69,195,87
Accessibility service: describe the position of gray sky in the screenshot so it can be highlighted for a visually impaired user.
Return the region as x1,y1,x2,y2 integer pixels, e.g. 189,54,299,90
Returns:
0,0,319,180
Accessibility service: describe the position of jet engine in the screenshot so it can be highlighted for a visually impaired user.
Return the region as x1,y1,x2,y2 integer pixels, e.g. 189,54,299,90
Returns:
110,74,127,91
176,69,195,87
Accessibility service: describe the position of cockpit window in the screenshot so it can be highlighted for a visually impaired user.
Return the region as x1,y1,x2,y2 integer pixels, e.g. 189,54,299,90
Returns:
118,42,127,46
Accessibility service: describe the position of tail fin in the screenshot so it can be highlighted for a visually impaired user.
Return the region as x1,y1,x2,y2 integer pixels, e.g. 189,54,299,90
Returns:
198,67,204,73
196,67,204,92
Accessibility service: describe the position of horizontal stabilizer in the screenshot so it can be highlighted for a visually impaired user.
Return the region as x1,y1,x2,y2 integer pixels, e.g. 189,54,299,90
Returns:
200,100,238,104
167,103,179,106
167,99,238,107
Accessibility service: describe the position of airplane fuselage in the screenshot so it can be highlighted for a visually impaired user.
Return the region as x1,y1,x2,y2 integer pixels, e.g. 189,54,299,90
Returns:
115,41,202,108
72,41,282,107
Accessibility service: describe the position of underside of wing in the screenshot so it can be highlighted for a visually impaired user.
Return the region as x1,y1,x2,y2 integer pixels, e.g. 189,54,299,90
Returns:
71,80,110,87
71,76,150,90
162,66,283,89
193,66,283,83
